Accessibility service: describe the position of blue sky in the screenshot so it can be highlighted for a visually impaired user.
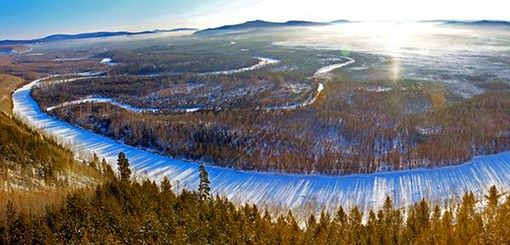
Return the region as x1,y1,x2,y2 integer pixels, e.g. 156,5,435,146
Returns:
1,0,507,39
0,0,248,39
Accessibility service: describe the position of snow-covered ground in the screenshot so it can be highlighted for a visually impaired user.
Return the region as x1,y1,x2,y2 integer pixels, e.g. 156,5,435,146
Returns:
54,57,88,62
265,83,324,110
13,74,510,215
276,22,510,98
171,106,203,113
200,56,280,75
313,57,355,79
266,57,354,110
100,57,117,66
0,47,35,55
46,97,159,113
18,48,33,54
362,86,393,92
39,75,106,87
46,96,207,114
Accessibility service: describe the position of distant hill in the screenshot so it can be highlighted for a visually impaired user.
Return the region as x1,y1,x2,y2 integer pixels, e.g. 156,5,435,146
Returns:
194,20,329,35
0,28,197,45
330,19,350,24
443,20,510,27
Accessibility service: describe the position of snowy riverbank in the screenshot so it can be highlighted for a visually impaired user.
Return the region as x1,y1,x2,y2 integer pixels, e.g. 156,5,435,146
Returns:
200,56,280,75
314,57,355,79
13,73,510,216
266,57,354,110
46,97,158,113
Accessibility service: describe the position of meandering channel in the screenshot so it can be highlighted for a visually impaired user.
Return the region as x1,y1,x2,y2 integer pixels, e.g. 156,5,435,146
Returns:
200,56,280,75
266,57,355,110
40,57,353,113
13,72,510,216
46,97,158,113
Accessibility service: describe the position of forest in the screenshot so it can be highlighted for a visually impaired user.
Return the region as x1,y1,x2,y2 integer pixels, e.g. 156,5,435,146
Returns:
0,70,105,189
3,14,510,244
1,154,510,244
4,33,510,176
0,70,109,213
34,74,510,175
33,70,313,111
108,51,259,75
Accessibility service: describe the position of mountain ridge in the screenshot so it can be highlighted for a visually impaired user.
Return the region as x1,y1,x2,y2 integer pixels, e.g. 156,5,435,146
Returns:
0,28,197,45
443,20,510,26
194,19,330,35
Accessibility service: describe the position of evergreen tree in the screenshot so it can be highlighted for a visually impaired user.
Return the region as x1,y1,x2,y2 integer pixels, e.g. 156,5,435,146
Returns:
306,213,316,231
161,176,172,193
198,164,210,200
455,192,483,244
90,153,100,170
117,152,131,182
4,181,510,244
100,158,115,179
485,185,504,210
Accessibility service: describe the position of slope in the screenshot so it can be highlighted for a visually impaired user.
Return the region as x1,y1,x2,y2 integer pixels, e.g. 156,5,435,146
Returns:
13,75,510,215
0,73,106,213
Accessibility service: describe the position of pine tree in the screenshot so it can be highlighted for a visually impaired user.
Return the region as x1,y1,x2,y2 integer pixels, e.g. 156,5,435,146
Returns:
161,176,172,193
100,158,114,179
332,206,348,244
485,185,504,210
90,153,100,170
117,152,131,182
306,213,316,231
198,164,210,200
455,191,482,244
347,206,365,245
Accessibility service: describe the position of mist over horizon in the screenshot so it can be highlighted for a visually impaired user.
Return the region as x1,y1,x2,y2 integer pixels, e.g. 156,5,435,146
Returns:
1,0,508,39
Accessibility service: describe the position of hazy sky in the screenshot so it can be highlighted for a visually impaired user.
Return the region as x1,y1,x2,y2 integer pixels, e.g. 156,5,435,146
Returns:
1,0,508,39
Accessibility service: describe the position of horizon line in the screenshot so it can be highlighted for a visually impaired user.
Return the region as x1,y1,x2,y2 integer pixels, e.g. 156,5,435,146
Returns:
2,18,509,41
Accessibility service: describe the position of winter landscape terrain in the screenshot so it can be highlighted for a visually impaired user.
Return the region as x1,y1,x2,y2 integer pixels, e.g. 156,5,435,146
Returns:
4,20,509,216
3,0,510,242
12,73,510,214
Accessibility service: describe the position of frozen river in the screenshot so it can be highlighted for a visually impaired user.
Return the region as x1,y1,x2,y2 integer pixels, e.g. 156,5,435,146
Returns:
12,73,510,215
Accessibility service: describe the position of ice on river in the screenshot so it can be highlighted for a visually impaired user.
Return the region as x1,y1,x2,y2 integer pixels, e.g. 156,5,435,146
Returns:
13,74,510,214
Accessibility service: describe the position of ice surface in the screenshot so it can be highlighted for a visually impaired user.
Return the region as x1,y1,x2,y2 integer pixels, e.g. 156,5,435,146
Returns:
54,57,87,62
266,57,354,110
13,74,510,214
100,57,117,66
200,56,280,75
275,22,510,97
46,97,158,113
314,57,355,79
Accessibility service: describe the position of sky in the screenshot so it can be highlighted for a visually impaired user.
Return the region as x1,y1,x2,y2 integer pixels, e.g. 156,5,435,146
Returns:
0,0,508,39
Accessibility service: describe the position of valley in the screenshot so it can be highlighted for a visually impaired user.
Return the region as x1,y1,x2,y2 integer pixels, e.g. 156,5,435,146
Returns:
3,20,508,215
2,0,510,243
24,26,510,176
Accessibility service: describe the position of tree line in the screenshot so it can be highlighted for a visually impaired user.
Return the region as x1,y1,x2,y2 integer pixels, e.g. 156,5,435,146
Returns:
43,86,510,175
0,111,101,186
1,153,510,244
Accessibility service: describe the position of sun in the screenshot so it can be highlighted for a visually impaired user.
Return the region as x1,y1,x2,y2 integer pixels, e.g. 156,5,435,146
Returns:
381,22,431,81
385,24,408,81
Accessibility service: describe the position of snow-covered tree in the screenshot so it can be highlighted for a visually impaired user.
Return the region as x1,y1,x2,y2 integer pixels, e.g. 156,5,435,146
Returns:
198,164,210,200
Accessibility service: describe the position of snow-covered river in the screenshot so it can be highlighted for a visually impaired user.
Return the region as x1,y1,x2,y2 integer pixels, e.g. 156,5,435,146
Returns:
12,73,510,215
42,57,346,113
46,97,158,113
200,56,280,75
265,57,354,110
314,57,355,79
